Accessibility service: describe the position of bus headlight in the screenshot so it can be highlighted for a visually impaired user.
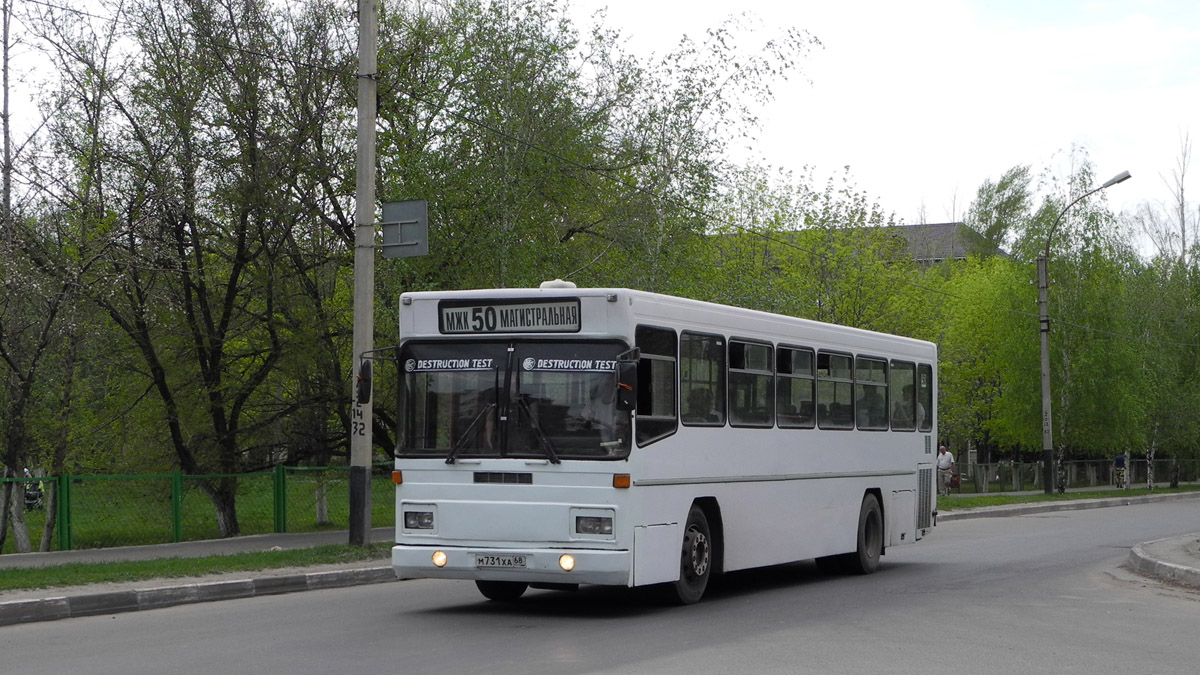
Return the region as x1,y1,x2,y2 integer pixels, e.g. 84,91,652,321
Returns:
432,550,447,567
559,554,576,571
575,515,613,536
404,510,435,530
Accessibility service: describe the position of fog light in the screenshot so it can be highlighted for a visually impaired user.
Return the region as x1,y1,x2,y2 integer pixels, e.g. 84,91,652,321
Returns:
432,550,447,567
405,511,435,529
575,516,613,535
559,554,576,571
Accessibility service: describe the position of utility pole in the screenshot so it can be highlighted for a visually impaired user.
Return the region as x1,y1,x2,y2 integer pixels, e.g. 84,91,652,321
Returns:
349,0,378,547
1037,256,1053,494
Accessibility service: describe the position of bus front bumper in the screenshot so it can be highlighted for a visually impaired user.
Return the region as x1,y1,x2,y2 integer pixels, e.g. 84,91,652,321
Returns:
392,544,632,586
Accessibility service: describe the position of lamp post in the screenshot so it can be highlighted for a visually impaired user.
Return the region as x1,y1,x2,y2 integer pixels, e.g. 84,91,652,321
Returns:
1038,170,1131,494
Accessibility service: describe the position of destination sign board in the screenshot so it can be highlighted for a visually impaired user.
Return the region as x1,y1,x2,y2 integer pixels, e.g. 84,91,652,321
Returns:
439,299,581,334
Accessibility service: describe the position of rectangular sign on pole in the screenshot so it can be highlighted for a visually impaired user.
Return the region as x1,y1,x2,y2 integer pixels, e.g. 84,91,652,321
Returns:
381,200,429,258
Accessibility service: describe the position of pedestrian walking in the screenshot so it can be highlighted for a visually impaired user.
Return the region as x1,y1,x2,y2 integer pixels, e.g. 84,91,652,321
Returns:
937,445,956,497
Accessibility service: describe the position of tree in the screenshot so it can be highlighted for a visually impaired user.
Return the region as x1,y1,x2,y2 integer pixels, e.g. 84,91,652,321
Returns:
373,0,817,294
679,166,924,337
965,164,1032,257
1001,150,1145,487
1129,134,1196,267
20,0,364,537
936,256,1036,464
0,0,94,553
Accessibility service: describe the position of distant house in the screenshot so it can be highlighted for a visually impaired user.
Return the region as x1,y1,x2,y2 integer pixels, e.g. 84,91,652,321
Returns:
891,222,1001,263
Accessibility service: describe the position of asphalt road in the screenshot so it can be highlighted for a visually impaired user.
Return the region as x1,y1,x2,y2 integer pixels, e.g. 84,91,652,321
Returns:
2,500,1198,675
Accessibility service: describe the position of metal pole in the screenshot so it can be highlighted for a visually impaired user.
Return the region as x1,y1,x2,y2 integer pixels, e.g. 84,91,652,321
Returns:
349,0,378,547
1037,256,1054,495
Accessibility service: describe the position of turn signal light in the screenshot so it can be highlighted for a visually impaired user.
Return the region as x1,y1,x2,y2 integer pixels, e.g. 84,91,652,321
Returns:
612,474,631,489
392,471,403,485
432,551,447,567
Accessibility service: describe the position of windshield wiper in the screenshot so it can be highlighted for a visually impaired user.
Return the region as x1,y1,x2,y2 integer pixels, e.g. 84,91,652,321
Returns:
516,396,561,464
445,403,496,465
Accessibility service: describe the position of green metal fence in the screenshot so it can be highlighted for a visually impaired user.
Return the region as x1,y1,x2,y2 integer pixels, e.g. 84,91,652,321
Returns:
0,464,395,554
952,459,1200,494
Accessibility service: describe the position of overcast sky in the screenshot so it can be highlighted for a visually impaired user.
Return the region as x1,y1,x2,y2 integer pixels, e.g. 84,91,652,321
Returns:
8,0,1196,229
572,0,1199,225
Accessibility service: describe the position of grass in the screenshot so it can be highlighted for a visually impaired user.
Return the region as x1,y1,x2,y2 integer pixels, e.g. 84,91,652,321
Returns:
938,484,1200,510
2,471,397,554
0,542,392,593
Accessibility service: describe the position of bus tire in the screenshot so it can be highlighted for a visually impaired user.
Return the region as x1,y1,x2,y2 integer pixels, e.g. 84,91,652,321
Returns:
669,504,713,605
846,493,883,575
475,580,528,602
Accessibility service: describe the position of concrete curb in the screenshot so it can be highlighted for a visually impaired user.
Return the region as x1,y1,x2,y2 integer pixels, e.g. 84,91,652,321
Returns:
1127,539,1200,590
0,566,396,627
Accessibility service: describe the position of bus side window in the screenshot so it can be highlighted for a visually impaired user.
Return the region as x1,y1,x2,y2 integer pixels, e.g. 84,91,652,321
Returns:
681,331,725,426
889,361,916,431
917,363,933,432
777,346,815,429
729,340,774,428
817,352,854,430
854,356,888,431
635,325,678,446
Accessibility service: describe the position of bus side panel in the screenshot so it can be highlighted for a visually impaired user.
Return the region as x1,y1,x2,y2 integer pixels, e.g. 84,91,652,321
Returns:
634,523,681,586
711,477,920,573
887,489,916,547
632,483,852,584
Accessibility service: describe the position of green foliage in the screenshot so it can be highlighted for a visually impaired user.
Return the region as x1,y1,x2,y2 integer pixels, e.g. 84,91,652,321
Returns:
675,166,928,337
936,256,1037,454
965,164,1032,256
933,148,1200,466
374,0,816,293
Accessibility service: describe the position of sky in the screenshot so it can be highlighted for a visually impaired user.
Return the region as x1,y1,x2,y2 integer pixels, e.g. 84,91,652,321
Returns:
7,0,1196,231
571,0,1200,226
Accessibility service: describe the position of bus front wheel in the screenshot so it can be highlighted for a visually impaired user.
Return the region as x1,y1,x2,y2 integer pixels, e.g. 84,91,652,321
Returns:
475,580,528,602
669,505,713,605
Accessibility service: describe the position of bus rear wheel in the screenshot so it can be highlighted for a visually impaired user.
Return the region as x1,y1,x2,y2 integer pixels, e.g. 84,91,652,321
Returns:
668,505,712,605
475,580,528,602
846,493,883,574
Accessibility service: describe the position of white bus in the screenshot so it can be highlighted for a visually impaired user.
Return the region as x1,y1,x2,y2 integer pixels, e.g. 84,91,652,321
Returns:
391,281,937,603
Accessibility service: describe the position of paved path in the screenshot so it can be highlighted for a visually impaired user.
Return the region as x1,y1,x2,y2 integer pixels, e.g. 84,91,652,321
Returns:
2,495,1198,627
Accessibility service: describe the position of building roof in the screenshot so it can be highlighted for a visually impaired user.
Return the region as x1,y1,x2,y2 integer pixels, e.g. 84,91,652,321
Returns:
891,222,998,263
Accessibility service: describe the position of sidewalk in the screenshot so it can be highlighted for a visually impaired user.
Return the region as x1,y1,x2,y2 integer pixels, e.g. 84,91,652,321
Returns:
2,495,1198,627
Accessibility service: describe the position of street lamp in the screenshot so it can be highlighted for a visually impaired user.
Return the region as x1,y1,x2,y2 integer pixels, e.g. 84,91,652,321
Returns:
1038,170,1131,494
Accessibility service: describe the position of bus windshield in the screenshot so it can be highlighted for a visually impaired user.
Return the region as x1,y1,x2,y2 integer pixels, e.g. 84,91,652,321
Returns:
399,341,631,461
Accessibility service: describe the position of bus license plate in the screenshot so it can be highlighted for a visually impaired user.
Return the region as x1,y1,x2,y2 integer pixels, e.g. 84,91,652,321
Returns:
475,554,527,569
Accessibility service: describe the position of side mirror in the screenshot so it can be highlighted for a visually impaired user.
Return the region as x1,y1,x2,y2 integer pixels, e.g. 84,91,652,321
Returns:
615,361,637,411
356,360,373,405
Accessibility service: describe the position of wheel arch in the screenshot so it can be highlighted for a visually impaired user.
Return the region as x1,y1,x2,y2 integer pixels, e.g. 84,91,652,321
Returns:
865,487,885,556
692,496,725,576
